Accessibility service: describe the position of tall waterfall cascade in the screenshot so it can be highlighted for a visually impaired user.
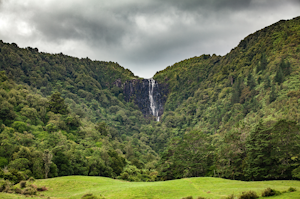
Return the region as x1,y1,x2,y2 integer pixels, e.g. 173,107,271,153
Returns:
121,78,166,120
148,78,160,121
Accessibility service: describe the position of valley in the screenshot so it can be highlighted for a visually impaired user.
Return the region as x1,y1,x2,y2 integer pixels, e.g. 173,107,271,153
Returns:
0,15,300,198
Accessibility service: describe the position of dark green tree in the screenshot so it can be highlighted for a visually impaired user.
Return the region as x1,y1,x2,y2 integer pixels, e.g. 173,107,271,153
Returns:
274,67,284,84
0,101,16,125
247,73,256,90
246,120,300,180
108,150,126,176
47,92,69,114
0,71,7,82
269,84,277,103
257,76,262,85
270,120,300,179
95,122,109,136
52,151,73,176
246,121,273,180
257,53,268,73
279,58,291,76
285,60,291,76
260,53,268,71
264,74,271,89
231,78,242,104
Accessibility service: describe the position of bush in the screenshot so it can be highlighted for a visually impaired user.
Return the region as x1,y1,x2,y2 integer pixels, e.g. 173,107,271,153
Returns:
238,190,259,199
225,194,235,199
288,187,296,192
19,180,26,188
0,179,12,192
4,169,25,184
292,166,300,179
182,196,193,199
22,187,37,195
28,176,35,182
37,186,48,191
15,187,22,194
197,197,206,199
261,188,281,197
82,193,100,199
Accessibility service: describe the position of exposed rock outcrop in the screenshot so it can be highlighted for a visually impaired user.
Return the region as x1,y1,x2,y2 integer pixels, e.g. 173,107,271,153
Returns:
121,78,167,120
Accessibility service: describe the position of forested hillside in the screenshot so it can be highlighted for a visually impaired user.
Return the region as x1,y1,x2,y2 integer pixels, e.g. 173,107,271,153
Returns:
155,16,300,180
0,41,162,186
1,16,300,193
155,17,300,135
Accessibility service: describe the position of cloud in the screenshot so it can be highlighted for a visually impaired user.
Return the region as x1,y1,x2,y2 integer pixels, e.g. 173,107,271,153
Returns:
0,0,299,78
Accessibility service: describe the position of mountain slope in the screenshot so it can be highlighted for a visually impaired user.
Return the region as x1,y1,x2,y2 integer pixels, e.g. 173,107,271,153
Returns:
154,16,300,180
154,16,300,135
0,42,161,183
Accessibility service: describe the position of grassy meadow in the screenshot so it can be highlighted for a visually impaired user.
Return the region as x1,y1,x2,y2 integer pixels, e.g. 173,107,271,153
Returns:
1,176,300,199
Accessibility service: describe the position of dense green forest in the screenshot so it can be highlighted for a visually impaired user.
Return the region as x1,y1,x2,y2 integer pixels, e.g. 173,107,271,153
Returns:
1,16,300,194
154,16,300,180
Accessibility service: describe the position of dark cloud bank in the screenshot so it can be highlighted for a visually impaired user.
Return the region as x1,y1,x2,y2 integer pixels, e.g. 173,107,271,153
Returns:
0,0,299,77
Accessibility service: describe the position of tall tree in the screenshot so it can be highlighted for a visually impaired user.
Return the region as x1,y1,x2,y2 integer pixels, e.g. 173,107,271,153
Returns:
246,121,273,180
275,65,284,84
231,78,242,104
279,58,291,76
247,73,256,90
260,53,268,71
269,84,277,103
270,120,300,179
264,74,271,89
47,92,69,115
257,53,268,73
43,149,53,179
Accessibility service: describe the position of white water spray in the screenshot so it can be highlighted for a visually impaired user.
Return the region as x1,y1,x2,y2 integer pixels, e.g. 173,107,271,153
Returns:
148,78,159,121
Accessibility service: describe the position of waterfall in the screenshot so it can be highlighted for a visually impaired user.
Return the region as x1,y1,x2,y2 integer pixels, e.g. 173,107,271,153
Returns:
148,78,159,121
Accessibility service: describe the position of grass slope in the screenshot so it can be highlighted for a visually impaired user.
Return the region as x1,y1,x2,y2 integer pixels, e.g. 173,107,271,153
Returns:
1,176,300,199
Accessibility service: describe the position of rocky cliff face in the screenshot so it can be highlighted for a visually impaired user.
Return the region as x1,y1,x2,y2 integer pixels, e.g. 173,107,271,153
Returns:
121,78,168,120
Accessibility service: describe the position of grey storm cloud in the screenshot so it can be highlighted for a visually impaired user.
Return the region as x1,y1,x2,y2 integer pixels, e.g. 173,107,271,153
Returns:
0,0,299,78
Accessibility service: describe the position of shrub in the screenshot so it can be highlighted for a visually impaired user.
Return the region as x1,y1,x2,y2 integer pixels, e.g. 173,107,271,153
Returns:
225,194,235,199
292,166,300,179
4,169,25,184
182,196,193,199
288,187,296,192
37,186,48,191
82,193,100,199
197,197,206,199
15,187,22,194
0,179,5,192
0,179,12,193
238,190,259,199
19,180,26,188
261,188,281,197
28,176,35,182
22,187,37,195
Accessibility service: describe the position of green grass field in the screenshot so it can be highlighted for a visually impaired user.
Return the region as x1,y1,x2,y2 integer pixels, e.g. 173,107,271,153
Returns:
1,176,300,199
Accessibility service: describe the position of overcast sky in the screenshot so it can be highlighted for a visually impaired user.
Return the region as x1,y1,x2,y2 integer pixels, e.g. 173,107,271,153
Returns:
0,0,299,78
